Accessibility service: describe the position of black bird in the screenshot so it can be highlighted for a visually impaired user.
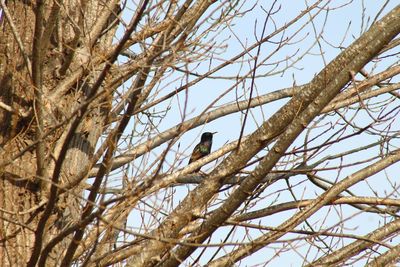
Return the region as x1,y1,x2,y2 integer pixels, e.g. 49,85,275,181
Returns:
188,132,216,172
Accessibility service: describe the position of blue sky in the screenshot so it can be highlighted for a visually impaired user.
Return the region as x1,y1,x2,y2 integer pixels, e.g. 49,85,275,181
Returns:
116,1,400,265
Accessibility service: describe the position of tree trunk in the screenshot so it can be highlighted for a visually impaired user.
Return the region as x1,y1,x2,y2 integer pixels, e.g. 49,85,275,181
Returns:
0,1,115,265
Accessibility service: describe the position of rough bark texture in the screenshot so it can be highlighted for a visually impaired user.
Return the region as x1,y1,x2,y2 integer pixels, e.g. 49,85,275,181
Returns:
0,1,115,265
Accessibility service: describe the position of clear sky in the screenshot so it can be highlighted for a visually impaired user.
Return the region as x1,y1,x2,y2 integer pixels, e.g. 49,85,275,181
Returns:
120,1,400,265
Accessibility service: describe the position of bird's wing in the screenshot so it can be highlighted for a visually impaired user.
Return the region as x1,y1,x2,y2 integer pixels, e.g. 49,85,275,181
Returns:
189,144,209,164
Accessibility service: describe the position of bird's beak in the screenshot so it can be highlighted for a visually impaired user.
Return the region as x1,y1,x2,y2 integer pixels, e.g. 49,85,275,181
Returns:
212,132,217,135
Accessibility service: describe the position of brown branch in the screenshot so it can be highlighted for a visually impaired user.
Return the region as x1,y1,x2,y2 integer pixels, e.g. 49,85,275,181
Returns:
365,243,400,267
310,218,400,266
234,196,400,222
28,0,151,265
203,6,400,265
131,5,400,267
32,0,46,184
0,0,32,77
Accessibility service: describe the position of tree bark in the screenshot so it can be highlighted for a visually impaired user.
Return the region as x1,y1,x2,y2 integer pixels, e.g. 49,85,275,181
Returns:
0,0,116,265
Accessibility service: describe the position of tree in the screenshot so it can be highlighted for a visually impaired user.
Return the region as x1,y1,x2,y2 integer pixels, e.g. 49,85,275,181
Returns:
0,0,400,266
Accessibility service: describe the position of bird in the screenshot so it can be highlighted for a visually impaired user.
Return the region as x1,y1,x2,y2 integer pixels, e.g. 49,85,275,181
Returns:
188,132,217,172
